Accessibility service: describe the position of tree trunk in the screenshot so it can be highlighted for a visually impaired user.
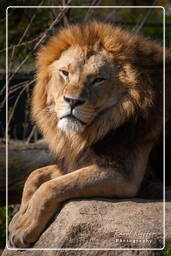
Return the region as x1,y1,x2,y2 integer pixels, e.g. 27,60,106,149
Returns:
0,139,54,205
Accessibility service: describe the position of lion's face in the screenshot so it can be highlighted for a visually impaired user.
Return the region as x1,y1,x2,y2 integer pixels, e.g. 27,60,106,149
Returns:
32,22,161,162
47,45,125,133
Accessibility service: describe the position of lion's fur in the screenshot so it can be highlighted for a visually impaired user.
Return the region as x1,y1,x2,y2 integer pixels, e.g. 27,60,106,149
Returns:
9,22,171,247
32,21,171,172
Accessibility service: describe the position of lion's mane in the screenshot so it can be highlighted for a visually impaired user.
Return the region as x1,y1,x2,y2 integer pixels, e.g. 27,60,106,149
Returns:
32,22,171,170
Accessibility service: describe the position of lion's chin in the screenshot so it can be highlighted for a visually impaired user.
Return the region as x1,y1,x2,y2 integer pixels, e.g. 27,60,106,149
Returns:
57,117,85,133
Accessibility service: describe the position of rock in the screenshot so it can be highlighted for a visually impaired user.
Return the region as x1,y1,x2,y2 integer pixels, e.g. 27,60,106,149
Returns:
2,193,171,256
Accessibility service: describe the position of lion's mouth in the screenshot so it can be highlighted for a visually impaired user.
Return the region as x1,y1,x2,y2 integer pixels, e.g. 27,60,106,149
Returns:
60,114,86,126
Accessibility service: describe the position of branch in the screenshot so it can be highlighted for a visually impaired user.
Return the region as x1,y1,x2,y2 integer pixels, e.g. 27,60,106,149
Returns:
9,0,45,71
0,34,42,53
7,79,36,128
84,0,102,22
132,0,158,33
26,125,37,144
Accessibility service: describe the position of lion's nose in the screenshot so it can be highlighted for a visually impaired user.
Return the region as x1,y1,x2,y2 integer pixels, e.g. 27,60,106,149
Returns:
63,96,85,108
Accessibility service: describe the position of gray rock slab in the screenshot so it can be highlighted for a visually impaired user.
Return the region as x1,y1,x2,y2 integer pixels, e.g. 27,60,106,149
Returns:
2,195,171,256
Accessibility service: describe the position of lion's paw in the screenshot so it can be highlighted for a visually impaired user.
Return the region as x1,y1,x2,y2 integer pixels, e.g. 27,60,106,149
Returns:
8,199,43,248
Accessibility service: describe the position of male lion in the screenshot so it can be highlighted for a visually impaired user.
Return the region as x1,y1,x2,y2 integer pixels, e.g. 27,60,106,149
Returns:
9,22,171,248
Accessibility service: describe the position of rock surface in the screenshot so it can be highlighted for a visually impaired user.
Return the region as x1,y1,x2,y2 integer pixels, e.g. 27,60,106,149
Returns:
2,191,171,256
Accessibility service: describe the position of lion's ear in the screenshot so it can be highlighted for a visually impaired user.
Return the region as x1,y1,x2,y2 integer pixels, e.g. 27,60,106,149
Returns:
94,39,103,51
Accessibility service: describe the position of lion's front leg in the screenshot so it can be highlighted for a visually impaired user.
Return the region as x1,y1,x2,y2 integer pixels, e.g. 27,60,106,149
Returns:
8,164,139,248
21,165,62,205
9,192,61,248
9,164,63,247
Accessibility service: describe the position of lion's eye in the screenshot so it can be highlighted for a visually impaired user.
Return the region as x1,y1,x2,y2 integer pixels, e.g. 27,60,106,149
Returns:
60,70,69,77
92,77,105,85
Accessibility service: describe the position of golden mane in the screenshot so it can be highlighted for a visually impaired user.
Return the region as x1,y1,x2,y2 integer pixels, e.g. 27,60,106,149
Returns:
32,21,169,168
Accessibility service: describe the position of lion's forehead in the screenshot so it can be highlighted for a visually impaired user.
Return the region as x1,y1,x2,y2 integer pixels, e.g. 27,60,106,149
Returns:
85,53,111,74
52,46,112,76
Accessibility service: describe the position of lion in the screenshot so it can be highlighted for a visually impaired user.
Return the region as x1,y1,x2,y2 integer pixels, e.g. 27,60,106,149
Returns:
9,21,171,248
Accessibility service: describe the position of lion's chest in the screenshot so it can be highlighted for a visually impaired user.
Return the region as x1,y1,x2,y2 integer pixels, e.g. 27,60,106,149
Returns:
57,149,95,174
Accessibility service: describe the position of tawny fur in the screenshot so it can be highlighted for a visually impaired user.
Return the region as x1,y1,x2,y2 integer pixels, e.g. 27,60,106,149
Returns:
9,22,171,248
32,22,171,168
